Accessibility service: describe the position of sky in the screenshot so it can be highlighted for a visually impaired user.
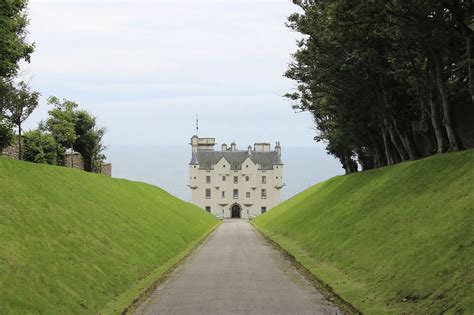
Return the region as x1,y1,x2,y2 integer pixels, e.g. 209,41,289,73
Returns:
20,0,319,148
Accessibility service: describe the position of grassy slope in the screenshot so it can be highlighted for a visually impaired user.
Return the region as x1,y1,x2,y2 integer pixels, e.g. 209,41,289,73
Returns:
0,157,218,315
254,150,473,314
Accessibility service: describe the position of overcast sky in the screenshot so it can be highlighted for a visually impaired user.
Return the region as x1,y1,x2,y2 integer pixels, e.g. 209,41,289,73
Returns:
21,0,318,148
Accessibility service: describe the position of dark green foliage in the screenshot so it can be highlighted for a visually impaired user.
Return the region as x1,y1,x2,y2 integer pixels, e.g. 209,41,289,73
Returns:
286,0,474,173
4,81,40,159
44,96,78,164
0,0,35,78
23,130,56,164
72,110,105,172
44,96,106,172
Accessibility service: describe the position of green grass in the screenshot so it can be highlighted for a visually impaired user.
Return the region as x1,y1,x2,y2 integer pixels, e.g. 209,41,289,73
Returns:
254,149,474,314
0,157,219,315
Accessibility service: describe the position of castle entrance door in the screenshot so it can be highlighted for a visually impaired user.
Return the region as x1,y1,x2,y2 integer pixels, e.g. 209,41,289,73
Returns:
231,204,241,218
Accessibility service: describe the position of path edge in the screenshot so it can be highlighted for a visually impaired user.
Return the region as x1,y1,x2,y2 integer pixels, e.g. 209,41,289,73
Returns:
101,221,221,315
250,221,362,315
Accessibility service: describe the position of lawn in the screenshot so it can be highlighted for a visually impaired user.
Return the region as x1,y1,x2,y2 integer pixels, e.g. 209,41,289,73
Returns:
254,149,474,314
0,157,218,314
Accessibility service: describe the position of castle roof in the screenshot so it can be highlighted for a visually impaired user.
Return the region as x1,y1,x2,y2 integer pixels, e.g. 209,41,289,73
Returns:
190,150,283,170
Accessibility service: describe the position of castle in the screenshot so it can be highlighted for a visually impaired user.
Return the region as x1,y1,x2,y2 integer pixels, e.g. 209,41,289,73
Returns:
188,135,284,218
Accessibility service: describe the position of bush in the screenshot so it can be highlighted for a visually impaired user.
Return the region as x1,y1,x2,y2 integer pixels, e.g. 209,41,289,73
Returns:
23,130,57,164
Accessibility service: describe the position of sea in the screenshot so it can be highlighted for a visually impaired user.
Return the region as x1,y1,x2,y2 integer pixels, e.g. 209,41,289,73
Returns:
104,146,344,202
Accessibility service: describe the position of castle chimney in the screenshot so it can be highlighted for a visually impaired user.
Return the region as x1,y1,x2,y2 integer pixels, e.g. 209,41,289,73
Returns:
275,141,281,156
247,145,252,155
190,135,199,153
222,143,227,151
231,142,236,151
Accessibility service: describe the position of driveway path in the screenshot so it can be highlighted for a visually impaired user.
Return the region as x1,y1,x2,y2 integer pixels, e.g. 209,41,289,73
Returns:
134,220,341,315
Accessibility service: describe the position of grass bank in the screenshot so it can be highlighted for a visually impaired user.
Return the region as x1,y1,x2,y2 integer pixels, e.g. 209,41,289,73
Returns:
253,149,473,314
0,157,219,314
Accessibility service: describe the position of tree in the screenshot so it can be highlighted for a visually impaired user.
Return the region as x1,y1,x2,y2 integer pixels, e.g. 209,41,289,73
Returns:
44,97,106,172
23,129,56,164
0,0,35,79
0,81,14,152
5,81,40,159
72,110,106,172
284,0,473,172
44,96,77,164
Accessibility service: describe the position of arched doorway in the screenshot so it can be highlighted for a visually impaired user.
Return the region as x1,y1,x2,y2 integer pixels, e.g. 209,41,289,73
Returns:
231,204,241,218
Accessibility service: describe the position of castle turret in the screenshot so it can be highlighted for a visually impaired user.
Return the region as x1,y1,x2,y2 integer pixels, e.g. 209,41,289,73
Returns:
275,141,281,156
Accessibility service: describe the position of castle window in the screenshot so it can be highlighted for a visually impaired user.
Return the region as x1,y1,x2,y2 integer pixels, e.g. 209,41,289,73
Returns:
234,176,238,184
261,189,267,199
205,189,211,199
276,176,278,179
246,164,248,168
205,206,211,212
261,206,267,214
222,176,226,181
233,189,239,199
221,191,225,198
262,176,266,184
245,176,249,182
246,192,250,198
206,176,211,184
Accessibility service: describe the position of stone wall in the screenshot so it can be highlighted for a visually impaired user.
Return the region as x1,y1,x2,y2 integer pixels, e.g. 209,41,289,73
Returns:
63,152,84,170
101,163,112,177
0,137,22,160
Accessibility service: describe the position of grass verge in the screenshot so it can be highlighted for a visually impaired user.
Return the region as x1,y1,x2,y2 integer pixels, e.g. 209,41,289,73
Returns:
0,157,219,314
254,149,474,314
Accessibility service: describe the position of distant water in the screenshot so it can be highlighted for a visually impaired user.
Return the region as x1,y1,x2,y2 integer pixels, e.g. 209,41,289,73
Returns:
104,146,344,202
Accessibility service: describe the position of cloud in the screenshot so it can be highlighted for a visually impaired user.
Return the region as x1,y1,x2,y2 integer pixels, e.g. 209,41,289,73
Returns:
21,0,316,146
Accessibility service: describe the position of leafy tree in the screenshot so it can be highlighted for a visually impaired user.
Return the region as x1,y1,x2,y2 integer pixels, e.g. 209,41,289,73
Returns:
0,81,14,151
44,97,106,172
44,96,77,164
23,129,56,164
285,0,473,173
4,81,40,159
72,110,106,172
0,0,35,79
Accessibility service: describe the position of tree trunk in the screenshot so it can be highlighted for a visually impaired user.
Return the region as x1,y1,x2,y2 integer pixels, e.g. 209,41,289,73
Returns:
18,124,22,160
427,91,448,153
391,117,418,160
466,34,474,105
382,127,395,165
385,119,409,161
431,50,464,151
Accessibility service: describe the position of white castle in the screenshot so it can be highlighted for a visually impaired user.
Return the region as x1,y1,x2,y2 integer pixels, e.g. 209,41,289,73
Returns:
188,135,284,218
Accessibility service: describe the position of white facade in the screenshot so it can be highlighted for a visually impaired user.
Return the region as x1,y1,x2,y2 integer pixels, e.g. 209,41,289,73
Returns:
188,136,284,219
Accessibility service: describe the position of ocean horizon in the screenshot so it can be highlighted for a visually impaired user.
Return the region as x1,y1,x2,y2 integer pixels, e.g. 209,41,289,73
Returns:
104,145,344,202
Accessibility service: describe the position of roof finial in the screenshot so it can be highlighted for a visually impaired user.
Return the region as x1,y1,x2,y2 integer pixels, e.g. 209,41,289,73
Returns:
196,115,199,136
